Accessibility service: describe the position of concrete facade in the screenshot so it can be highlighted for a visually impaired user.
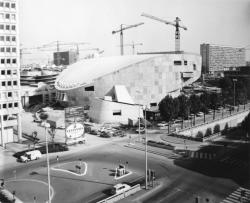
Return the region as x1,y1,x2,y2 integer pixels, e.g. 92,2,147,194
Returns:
0,0,22,146
200,44,246,75
55,53,201,124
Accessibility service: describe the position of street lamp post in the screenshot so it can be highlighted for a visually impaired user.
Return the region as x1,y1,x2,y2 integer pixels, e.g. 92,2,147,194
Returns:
138,105,141,142
41,120,51,203
144,106,148,190
233,78,237,109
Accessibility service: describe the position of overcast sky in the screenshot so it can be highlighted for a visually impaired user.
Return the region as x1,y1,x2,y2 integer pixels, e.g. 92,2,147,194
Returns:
19,0,250,64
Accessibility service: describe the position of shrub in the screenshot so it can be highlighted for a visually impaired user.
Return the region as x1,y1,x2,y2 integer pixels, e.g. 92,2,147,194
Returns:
205,128,212,137
214,124,220,134
196,131,204,139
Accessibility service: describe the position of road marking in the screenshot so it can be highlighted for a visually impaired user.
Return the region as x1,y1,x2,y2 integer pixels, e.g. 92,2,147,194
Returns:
221,187,250,203
5,178,55,201
52,161,88,176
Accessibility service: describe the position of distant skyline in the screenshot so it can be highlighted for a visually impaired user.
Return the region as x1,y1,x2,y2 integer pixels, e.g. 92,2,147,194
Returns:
19,0,250,64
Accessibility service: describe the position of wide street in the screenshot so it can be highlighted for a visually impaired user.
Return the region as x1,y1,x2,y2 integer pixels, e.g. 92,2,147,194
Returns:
0,134,246,203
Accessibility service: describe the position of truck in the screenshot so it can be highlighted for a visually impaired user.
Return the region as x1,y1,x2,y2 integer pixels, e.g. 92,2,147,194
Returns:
20,150,42,163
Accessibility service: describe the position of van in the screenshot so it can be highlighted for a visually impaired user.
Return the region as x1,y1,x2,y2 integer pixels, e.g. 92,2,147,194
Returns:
110,183,131,195
20,150,42,163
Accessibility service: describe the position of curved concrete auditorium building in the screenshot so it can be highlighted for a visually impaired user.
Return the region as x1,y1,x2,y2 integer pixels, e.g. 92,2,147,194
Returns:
55,53,201,124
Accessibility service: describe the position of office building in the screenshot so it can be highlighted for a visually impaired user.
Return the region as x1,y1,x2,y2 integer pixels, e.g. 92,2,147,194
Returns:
200,44,246,76
53,50,78,66
0,0,21,146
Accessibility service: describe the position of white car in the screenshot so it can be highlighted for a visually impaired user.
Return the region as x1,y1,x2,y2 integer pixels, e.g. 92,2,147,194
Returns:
111,183,131,195
20,150,42,163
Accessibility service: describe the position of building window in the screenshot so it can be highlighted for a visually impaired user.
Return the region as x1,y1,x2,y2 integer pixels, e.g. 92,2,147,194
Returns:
11,25,15,30
14,102,18,107
6,36,10,41
174,60,182,65
11,14,15,20
0,36,4,41
85,86,94,91
11,3,15,9
5,13,10,19
12,36,16,41
0,47,5,52
3,115,8,121
12,47,16,52
0,59,4,64
0,2,3,7
7,81,11,86
12,58,16,64
12,70,17,75
1,70,5,75
193,64,196,70
8,92,12,97
5,2,10,8
5,25,10,30
6,47,11,52
8,103,12,108
13,81,17,85
184,60,187,65
7,70,11,75
0,24,3,29
6,59,10,64
150,102,157,107
3,103,6,108
2,81,6,86
113,110,122,116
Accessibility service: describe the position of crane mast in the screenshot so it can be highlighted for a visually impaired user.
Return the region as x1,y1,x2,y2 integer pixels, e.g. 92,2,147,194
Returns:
112,22,144,55
141,13,187,52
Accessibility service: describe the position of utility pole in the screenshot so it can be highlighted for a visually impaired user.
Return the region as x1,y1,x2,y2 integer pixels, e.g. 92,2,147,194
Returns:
233,78,237,109
112,22,144,55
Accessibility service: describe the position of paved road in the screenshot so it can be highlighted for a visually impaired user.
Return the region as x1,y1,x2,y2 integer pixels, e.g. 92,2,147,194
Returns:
1,138,246,203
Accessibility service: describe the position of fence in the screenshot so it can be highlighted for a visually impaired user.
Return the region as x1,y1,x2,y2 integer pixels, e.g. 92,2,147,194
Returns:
97,184,141,203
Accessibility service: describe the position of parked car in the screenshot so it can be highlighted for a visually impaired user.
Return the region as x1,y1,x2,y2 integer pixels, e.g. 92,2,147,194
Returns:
110,183,131,195
20,150,42,163
66,137,86,145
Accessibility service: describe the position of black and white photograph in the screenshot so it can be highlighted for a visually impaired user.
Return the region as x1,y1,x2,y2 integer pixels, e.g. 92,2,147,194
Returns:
0,0,249,202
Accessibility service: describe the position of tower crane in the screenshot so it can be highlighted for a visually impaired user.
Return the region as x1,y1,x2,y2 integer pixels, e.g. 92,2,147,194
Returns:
122,41,143,55
112,22,144,55
141,13,187,52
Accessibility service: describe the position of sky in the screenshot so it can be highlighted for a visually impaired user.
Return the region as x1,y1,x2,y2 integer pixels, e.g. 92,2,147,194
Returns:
19,0,250,64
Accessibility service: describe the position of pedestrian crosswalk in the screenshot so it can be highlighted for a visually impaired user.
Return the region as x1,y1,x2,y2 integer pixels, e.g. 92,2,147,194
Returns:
189,151,216,160
219,156,249,168
221,187,250,203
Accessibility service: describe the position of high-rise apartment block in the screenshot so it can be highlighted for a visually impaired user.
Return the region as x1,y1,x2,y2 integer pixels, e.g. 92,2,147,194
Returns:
0,0,21,147
200,44,246,75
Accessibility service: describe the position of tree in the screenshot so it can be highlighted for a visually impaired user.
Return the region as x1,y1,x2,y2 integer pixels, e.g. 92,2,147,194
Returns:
200,92,210,123
205,128,212,137
190,94,201,126
177,94,189,129
213,124,220,134
159,95,175,133
210,92,220,120
48,126,56,144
